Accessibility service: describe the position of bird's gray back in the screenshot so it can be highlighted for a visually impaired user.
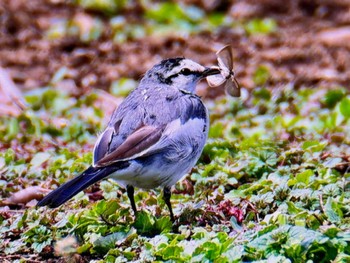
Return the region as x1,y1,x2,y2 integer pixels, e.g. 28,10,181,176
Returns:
105,83,207,156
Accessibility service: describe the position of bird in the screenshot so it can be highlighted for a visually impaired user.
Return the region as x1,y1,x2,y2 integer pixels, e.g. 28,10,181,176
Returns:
37,57,220,222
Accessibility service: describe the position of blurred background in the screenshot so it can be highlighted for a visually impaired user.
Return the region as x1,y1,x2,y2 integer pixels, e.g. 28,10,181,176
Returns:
1,0,349,99
1,1,350,261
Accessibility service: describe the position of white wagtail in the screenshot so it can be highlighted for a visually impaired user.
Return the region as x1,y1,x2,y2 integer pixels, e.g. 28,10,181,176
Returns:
38,58,221,222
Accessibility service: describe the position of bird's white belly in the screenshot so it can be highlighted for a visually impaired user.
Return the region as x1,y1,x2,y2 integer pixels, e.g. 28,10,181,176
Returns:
107,117,207,189
107,159,192,189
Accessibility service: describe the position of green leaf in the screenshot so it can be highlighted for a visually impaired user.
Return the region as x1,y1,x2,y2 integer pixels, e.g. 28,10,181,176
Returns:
223,245,244,261
287,202,303,214
246,225,337,261
32,240,51,253
154,216,173,234
4,148,16,164
145,2,200,24
133,211,156,236
157,244,184,260
253,65,270,86
209,122,225,138
133,210,173,237
295,169,313,185
194,241,221,260
321,226,340,238
75,0,126,14
302,140,327,152
253,87,271,100
322,89,345,108
245,18,277,35
7,118,19,139
339,97,350,118
93,230,132,254
324,197,342,224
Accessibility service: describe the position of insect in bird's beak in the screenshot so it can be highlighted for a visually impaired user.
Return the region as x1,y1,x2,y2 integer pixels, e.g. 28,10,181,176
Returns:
206,45,241,97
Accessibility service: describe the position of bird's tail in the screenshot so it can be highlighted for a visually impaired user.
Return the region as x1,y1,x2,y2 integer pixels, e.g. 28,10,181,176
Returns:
37,163,128,208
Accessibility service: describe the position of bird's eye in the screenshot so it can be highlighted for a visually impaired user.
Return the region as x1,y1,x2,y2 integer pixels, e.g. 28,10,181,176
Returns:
180,68,192,75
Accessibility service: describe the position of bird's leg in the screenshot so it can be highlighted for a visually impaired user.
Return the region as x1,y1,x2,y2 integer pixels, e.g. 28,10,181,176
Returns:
163,186,175,222
126,185,137,216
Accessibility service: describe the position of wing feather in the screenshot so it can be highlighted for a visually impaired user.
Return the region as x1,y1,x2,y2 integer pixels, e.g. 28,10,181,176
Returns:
93,127,114,164
94,125,165,166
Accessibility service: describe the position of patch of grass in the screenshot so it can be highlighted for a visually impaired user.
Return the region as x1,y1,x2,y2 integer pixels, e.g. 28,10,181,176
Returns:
1,83,349,261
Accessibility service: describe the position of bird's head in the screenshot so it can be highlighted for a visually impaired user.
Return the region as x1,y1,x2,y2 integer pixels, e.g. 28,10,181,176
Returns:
141,58,220,93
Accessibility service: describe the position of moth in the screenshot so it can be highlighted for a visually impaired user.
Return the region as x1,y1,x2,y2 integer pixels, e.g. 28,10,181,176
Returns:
207,45,241,97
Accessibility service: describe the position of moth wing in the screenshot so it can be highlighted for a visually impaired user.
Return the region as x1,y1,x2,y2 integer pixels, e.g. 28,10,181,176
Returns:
216,45,233,71
225,77,241,97
207,74,226,87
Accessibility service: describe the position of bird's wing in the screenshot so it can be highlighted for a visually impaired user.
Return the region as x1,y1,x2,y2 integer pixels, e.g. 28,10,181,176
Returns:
93,93,207,167
93,127,115,163
93,124,166,167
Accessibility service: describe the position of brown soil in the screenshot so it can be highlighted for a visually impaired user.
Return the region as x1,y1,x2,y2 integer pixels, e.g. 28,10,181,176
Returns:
1,0,350,99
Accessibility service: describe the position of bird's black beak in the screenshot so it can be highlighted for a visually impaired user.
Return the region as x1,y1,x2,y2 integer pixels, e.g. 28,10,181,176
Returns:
201,67,220,77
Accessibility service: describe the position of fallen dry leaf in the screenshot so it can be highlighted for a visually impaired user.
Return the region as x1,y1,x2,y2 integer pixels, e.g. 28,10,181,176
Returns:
3,186,50,205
